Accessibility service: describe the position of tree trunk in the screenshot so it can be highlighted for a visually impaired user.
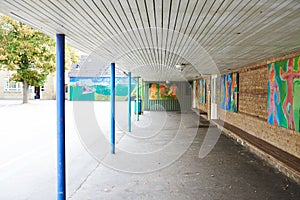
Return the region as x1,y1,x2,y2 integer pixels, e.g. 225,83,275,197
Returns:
23,80,29,104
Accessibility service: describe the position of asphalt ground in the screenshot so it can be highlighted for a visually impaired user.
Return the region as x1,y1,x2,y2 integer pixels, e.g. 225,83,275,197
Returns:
0,100,299,200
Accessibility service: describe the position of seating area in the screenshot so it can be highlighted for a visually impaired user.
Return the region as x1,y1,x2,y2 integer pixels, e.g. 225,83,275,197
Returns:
211,119,300,183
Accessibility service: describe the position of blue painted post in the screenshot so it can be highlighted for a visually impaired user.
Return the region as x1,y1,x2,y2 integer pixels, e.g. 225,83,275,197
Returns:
110,63,115,154
136,77,139,121
56,34,66,200
128,72,131,132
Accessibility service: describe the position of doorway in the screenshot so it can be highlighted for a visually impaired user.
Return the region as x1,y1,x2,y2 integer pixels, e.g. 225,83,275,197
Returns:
34,86,40,99
211,75,217,119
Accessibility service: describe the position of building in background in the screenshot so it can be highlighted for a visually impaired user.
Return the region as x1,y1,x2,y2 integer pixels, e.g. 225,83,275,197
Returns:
0,69,56,100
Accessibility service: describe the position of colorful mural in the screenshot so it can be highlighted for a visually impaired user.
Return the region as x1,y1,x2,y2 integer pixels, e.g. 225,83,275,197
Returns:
199,79,206,103
220,72,238,112
149,83,177,100
69,77,137,101
268,56,300,132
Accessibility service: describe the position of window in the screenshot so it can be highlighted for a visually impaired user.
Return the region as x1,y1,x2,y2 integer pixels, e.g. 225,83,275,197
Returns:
29,86,34,93
3,77,23,92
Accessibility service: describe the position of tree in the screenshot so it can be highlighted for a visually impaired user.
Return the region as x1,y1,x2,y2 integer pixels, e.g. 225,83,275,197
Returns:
0,14,79,103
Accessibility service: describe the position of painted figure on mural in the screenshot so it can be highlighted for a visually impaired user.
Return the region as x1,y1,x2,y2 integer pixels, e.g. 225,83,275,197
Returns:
149,83,158,100
159,84,169,97
168,83,177,99
268,63,280,125
220,73,238,112
82,84,95,94
225,74,232,110
280,58,300,130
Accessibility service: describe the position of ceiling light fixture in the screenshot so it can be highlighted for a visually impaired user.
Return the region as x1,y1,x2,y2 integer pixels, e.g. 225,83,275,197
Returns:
175,64,185,72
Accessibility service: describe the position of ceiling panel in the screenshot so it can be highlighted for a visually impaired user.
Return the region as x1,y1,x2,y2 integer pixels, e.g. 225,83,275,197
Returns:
0,0,299,81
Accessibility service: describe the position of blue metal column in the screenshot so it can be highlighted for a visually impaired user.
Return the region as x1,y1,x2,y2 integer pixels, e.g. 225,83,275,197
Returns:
110,63,115,154
56,34,66,200
128,72,131,132
141,79,144,114
136,77,139,121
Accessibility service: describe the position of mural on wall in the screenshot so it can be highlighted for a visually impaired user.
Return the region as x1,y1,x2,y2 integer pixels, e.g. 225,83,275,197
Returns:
198,79,206,103
69,77,137,101
149,83,177,100
220,72,238,112
268,56,300,132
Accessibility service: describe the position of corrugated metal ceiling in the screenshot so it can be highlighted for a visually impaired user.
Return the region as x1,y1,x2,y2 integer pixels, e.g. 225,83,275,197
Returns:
0,0,299,81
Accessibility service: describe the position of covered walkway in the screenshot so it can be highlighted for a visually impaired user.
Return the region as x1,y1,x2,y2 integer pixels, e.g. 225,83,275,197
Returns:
0,1,300,200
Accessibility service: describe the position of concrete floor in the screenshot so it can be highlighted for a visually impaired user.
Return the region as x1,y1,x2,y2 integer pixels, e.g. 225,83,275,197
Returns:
69,103,300,200
0,101,299,200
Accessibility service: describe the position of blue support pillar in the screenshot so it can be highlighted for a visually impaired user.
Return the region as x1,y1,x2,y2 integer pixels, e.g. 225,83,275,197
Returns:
136,77,139,121
56,34,66,200
110,63,115,154
128,72,131,132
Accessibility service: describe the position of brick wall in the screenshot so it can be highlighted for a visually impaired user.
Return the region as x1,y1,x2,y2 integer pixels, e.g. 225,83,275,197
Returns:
239,66,268,119
217,51,300,159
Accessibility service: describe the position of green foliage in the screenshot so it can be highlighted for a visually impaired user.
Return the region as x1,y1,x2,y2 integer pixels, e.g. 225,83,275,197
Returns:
0,14,79,87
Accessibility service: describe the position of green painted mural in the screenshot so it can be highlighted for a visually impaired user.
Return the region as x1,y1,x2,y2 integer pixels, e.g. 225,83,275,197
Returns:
69,77,137,101
149,83,177,100
268,55,300,132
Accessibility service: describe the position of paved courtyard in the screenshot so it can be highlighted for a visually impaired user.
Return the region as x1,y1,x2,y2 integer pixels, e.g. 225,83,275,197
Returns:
0,100,299,200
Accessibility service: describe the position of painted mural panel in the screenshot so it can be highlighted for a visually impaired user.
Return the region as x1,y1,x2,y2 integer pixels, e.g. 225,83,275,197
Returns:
220,72,238,112
69,77,136,101
199,79,206,103
268,56,300,132
149,83,177,100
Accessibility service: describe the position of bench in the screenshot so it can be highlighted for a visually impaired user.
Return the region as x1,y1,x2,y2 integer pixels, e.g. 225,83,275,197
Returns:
191,108,208,119
211,119,300,184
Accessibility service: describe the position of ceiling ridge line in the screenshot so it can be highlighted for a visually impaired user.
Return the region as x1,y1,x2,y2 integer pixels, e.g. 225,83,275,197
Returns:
106,0,149,68
152,0,160,68
196,0,226,43
139,1,155,68
208,0,262,50
172,0,213,68
137,0,157,67
94,0,143,61
116,0,149,66
165,0,182,70
204,0,263,51
90,0,147,66
166,0,191,69
175,0,227,67
71,0,108,41
13,0,98,50
199,0,236,46
167,0,208,69
162,0,173,70
221,0,299,50
126,0,153,67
